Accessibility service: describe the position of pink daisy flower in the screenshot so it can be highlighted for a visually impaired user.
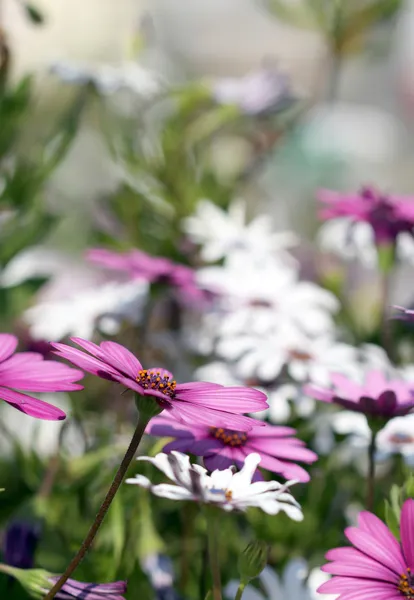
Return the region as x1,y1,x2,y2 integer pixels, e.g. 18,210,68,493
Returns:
318,186,414,245
47,577,127,599
51,337,268,430
318,499,414,599
86,247,206,304
147,414,317,482
0,333,83,420
304,370,414,419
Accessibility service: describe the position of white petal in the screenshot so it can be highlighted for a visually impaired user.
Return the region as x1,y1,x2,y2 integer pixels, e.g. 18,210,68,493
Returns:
228,453,261,493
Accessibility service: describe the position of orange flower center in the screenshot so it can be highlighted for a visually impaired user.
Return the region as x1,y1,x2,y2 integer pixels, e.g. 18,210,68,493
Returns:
398,569,414,597
136,369,177,398
210,427,247,447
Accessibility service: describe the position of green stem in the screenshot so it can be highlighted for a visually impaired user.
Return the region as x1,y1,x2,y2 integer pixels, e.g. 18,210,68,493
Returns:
379,270,394,361
235,582,246,600
366,429,378,511
206,508,222,600
43,412,151,599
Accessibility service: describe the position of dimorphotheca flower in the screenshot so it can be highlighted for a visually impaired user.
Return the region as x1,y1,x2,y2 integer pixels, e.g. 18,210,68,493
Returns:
211,66,291,115
52,338,268,430
318,186,414,246
127,451,303,519
46,577,127,599
86,247,205,304
0,333,83,420
318,499,414,599
183,198,298,264
147,414,317,482
305,370,414,419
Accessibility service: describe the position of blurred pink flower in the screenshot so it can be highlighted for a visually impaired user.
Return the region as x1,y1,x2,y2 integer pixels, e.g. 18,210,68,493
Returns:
0,333,83,420
305,370,414,419
52,338,268,430
212,66,291,115
86,247,207,305
318,186,414,246
318,499,414,599
147,414,317,482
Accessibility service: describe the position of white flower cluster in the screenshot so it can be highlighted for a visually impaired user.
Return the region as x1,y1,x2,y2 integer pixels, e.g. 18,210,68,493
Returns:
183,199,358,421
127,451,303,519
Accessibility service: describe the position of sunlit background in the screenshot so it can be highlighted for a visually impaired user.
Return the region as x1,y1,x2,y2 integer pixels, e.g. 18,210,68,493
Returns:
1,1,414,599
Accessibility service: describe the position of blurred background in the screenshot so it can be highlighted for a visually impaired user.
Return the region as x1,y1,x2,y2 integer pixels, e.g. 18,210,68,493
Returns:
1,1,414,598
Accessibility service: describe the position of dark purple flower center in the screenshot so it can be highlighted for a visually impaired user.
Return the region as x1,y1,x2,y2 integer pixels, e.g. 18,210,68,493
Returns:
398,568,414,597
136,370,177,398
209,427,248,447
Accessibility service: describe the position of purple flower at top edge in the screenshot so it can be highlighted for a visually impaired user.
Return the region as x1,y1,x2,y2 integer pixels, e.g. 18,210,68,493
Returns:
86,247,208,306
147,414,317,482
3,521,41,569
304,370,414,420
212,66,291,115
48,577,127,599
393,305,414,321
51,338,268,431
0,333,83,420
317,499,414,599
317,186,414,246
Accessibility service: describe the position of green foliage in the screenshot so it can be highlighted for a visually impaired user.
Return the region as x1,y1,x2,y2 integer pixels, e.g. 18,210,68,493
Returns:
262,0,402,55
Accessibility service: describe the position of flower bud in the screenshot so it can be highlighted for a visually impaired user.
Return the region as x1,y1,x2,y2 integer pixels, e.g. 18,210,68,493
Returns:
0,566,52,599
237,540,268,583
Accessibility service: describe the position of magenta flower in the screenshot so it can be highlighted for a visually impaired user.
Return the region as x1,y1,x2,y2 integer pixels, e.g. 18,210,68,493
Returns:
318,499,414,599
393,305,414,321
305,370,414,419
147,414,317,482
0,333,83,420
86,247,205,304
48,577,127,599
51,338,268,430
318,186,414,245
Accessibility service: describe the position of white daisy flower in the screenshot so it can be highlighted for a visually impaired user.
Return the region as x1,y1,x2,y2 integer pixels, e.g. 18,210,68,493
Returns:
184,199,297,264
50,60,163,98
127,452,302,519
225,559,336,600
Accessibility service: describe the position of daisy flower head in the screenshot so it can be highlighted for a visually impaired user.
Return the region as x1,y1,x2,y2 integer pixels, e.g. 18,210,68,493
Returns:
51,338,268,430
305,370,414,420
318,186,414,247
0,333,83,420
183,198,298,264
211,65,291,116
318,499,414,599
86,248,205,305
147,414,317,482
127,451,303,519
44,577,127,599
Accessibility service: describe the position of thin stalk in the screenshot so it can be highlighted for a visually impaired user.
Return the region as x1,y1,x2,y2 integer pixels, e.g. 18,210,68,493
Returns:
206,508,222,600
379,270,394,361
43,412,151,599
366,429,378,511
235,582,246,600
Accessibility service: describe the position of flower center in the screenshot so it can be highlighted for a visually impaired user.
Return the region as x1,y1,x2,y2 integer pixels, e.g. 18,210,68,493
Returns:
289,349,313,362
390,433,414,445
210,427,248,447
136,370,177,398
398,569,414,597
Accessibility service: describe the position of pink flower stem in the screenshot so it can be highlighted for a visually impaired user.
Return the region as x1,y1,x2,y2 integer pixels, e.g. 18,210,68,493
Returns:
366,429,378,511
43,411,151,599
